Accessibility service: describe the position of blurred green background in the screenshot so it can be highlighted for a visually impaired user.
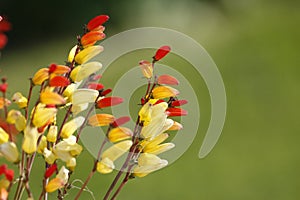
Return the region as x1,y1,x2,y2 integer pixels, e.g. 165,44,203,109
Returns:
1,0,300,199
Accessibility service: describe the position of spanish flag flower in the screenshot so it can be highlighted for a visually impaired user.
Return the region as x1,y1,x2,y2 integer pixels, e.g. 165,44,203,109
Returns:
60,116,85,138
45,166,69,193
70,61,102,82
11,92,28,108
75,45,104,64
22,126,39,154
0,142,19,163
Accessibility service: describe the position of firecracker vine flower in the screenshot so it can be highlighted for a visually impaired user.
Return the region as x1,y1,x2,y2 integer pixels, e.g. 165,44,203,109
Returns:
0,13,188,200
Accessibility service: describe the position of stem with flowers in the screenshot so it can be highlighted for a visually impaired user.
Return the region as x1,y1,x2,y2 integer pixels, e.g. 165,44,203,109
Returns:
0,14,188,200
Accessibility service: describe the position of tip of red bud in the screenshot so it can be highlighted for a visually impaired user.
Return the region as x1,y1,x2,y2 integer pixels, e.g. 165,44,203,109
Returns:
111,116,131,127
44,164,58,178
100,88,112,96
153,45,171,62
166,108,188,117
171,100,188,107
87,15,110,31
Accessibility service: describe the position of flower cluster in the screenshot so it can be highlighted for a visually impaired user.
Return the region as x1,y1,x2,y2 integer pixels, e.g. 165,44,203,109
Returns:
0,14,188,200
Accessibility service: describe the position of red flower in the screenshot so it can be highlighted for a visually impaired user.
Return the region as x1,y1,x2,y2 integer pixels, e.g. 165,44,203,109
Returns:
88,83,104,90
171,100,188,107
157,74,179,85
153,46,171,61
87,15,109,31
166,107,188,117
96,96,123,108
49,76,70,87
111,116,131,127
45,164,58,178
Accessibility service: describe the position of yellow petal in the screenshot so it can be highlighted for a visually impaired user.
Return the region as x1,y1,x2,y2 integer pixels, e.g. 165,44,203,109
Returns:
32,68,49,85
47,125,58,143
97,157,114,174
71,62,102,82
56,166,69,184
72,103,88,115
12,92,28,108
68,45,78,63
61,116,85,138
45,177,64,193
70,66,81,82
152,86,179,99
43,148,56,164
37,135,47,154
101,140,132,161
143,143,175,155
40,91,66,105
0,142,19,163
7,110,27,131
138,102,153,125
168,121,183,131
0,128,9,144
75,45,104,64
32,107,57,127
88,114,115,127
142,133,169,150
22,126,39,154
108,127,133,143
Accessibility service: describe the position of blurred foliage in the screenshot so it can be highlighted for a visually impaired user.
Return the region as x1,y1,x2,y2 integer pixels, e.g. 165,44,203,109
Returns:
1,0,300,199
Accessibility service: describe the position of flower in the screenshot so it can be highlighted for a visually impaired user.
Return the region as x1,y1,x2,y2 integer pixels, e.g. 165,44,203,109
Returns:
139,60,153,79
32,68,49,85
153,45,171,62
45,166,69,193
96,96,124,109
97,140,132,174
152,86,179,99
60,116,85,138
70,61,102,82
87,15,109,31
108,127,133,143
75,45,104,64
11,92,28,108
157,74,179,85
40,90,66,105
81,31,106,47
22,126,39,154
88,114,115,126
0,142,19,163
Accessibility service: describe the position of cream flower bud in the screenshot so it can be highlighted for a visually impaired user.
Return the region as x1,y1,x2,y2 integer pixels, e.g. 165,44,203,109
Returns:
22,126,39,154
143,143,175,155
75,45,104,64
97,157,115,174
37,136,47,154
12,92,28,108
72,89,99,106
0,128,9,144
70,62,102,82
47,125,58,143
68,45,78,63
0,142,19,163
61,116,85,138
108,127,133,143
101,140,133,162
6,109,26,131
43,148,56,164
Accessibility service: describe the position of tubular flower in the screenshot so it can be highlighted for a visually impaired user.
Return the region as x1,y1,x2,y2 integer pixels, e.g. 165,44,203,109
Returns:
45,166,69,193
133,153,168,177
152,86,179,99
46,125,58,143
140,102,173,139
96,96,124,109
49,76,70,87
32,68,49,85
75,45,104,64
60,116,85,138
11,92,28,108
70,61,102,82
153,45,171,62
157,74,179,85
139,60,153,79
166,107,188,117
48,64,71,74
6,109,26,131
0,142,19,163
87,15,109,31
22,126,39,154
81,31,106,47
108,127,133,143
32,106,57,128
97,140,133,174
40,90,66,105
88,114,115,127
72,88,99,106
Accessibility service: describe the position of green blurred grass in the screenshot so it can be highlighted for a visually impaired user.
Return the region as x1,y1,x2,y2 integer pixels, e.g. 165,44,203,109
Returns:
1,0,300,199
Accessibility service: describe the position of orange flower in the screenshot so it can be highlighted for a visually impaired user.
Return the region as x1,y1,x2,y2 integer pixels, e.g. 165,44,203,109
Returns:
81,31,106,47
88,114,115,127
87,15,109,31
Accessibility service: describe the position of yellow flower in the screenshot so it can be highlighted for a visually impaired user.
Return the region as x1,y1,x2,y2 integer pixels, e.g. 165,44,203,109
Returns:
32,106,57,128
0,128,9,144
0,142,19,163
70,61,102,82
32,68,49,85
97,140,132,174
143,143,175,155
88,114,115,127
12,92,28,108
133,153,168,177
6,109,26,131
45,166,69,193
152,86,179,99
37,135,47,154
68,45,78,63
72,88,99,106
168,121,183,131
40,90,66,105
22,126,39,154
140,133,169,149
61,116,85,138
140,102,173,139
72,103,88,115
75,45,104,64
43,148,56,164
108,127,133,143
47,125,57,143
138,99,158,125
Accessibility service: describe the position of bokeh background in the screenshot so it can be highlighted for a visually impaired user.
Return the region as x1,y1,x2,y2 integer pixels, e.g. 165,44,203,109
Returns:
1,0,300,199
